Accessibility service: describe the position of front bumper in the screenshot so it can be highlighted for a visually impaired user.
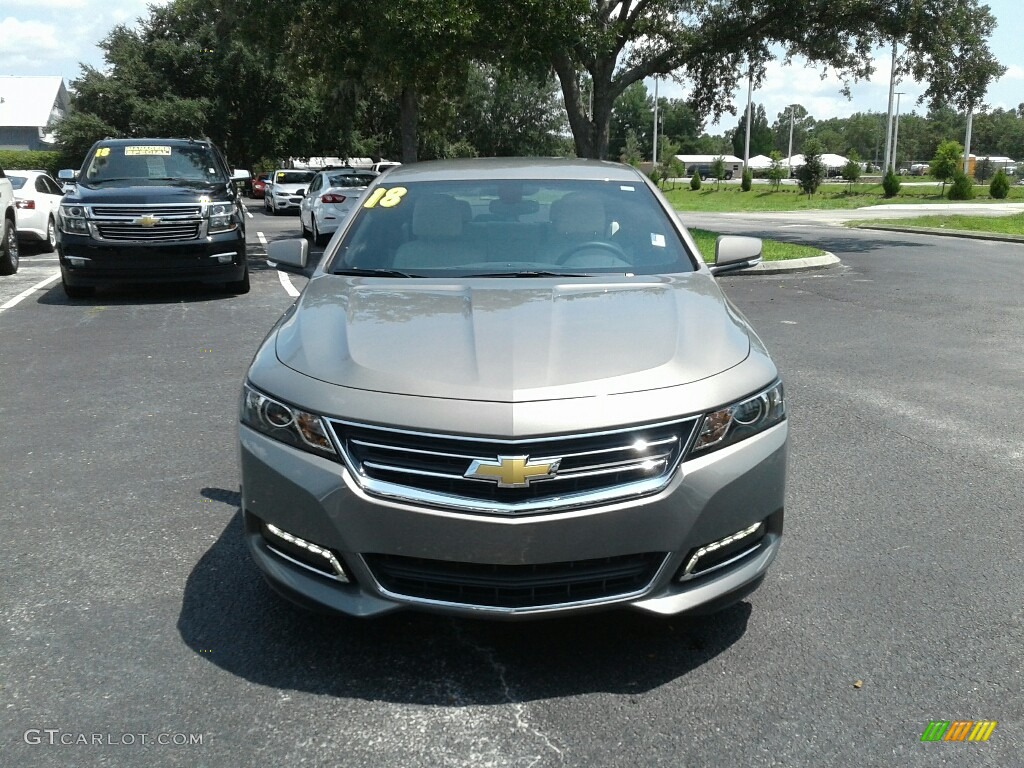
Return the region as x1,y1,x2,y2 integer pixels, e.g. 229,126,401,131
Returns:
58,230,246,286
239,416,786,620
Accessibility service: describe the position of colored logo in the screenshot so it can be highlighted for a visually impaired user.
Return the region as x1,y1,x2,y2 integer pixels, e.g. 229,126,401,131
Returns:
464,455,561,488
135,215,161,228
920,720,997,742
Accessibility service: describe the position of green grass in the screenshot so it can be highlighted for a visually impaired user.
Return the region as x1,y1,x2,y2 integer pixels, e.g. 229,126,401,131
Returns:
662,182,1024,213
848,212,1024,236
689,228,826,262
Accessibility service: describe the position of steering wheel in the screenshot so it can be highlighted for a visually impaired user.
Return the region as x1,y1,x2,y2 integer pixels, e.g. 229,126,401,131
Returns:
556,241,628,265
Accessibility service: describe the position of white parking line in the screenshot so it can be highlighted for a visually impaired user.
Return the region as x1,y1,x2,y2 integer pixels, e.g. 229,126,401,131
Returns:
0,271,61,311
257,231,267,246
277,270,300,297
242,202,253,219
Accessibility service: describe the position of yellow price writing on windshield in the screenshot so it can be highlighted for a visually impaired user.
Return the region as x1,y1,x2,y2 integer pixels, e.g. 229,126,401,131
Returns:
363,187,407,209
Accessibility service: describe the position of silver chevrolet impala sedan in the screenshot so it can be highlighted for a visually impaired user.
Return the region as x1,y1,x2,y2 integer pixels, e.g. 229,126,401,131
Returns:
240,158,787,619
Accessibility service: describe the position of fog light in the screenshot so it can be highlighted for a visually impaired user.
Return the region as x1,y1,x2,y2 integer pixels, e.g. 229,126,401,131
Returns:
264,523,349,582
212,252,235,264
67,256,88,267
679,522,764,581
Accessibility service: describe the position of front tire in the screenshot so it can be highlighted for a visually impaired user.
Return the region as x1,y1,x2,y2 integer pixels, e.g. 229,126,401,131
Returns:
43,216,56,253
0,217,19,275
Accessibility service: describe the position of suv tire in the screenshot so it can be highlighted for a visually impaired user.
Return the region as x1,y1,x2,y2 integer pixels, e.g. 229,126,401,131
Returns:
0,215,18,275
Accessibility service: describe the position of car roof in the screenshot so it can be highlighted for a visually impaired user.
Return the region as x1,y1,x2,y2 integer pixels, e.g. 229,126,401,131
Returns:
381,157,646,183
93,137,213,147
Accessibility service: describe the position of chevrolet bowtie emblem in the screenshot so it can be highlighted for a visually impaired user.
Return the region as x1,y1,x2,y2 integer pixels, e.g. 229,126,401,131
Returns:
464,455,561,488
136,215,161,227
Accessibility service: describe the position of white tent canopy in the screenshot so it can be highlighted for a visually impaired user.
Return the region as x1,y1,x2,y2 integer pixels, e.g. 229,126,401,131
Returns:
786,153,849,168
746,154,774,169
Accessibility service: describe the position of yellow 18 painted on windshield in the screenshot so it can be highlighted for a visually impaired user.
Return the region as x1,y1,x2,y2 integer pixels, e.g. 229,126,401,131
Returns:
363,187,407,209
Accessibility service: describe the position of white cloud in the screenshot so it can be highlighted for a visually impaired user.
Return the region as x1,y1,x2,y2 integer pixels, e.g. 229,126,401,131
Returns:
1001,64,1024,81
5,0,87,7
0,17,62,55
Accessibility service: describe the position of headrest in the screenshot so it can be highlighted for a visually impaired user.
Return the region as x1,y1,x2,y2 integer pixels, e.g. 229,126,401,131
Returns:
412,194,465,238
550,193,606,236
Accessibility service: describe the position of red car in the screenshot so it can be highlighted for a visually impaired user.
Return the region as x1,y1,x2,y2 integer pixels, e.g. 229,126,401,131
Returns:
251,173,271,199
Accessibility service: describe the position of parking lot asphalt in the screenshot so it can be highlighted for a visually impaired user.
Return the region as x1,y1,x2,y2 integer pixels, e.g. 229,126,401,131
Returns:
1,205,1022,767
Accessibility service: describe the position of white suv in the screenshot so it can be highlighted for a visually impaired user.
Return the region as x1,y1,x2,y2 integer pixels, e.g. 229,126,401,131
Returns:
0,165,18,275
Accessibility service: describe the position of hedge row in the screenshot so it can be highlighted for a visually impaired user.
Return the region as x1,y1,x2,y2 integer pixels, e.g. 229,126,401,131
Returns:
0,150,64,177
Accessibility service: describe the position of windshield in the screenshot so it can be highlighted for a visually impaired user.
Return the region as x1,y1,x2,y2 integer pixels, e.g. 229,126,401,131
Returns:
82,143,224,185
330,179,696,277
274,171,315,185
327,172,377,188
8,176,27,190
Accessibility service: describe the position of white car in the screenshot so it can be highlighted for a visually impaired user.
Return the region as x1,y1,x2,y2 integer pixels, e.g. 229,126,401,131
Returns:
0,166,17,274
298,168,378,245
8,170,63,252
371,160,401,174
264,169,315,215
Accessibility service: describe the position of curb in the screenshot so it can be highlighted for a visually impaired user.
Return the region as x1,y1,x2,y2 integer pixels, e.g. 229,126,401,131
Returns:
733,252,841,275
851,224,1024,244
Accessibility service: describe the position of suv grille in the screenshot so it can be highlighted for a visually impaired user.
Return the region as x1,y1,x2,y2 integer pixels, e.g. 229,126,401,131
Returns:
95,222,201,241
90,205,203,217
329,418,698,514
364,552,666,609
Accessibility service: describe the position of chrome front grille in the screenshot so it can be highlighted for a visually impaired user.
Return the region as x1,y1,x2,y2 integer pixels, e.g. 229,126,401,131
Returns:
95,222,201,241
90,205,203,217
329,418,699,515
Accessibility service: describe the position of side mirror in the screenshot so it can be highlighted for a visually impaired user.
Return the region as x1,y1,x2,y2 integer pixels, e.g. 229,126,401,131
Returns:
231,169,251,182
58,169,77,181
297,189,306,197
266,238,309,274
709,236,762,276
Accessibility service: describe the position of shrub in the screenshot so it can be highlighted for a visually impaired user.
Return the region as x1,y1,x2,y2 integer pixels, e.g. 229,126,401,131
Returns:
990,169,1010,199
649,168,662,187
948,171,975,200
741,168,753,191
0,150,62,176
690,171,702,191
795,138,826,197
882,169,901,198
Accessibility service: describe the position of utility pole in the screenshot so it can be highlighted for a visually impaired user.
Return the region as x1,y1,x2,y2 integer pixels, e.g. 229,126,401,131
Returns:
883,40,897,174
652,77,659,165
743,63,753,171
963,107,974,175
787,105,797,178
891,92,905,173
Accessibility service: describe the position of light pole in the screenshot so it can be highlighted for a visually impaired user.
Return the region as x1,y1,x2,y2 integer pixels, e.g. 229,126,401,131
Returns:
652,77,659,165
743,63,753,172
891,91,905,173
883,39,898,174
787,105,797,178
963,107,974,175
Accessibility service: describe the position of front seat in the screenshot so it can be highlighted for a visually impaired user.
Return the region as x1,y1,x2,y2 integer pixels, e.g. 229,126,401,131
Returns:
393,194,481,270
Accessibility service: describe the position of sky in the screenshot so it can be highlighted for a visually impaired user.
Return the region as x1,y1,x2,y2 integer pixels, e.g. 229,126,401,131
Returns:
2,0,1022,135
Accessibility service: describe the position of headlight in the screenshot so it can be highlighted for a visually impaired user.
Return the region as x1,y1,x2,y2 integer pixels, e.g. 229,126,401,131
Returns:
689,382,785,457
240,384,337,459
59,204,89,234
208,201,237,233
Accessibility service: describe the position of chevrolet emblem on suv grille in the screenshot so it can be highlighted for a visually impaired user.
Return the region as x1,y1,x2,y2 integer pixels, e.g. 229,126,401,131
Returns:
135,215,162,227
464,455,561,488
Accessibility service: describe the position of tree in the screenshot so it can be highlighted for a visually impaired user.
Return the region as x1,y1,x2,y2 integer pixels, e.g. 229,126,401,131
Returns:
609,81,653,161
882,169,902,197
948,170,975,200
989,168,1010,199
711,155,726,189
690,171,702,191
741,167,753,192
795,139,826,196
929,140,963,196
772,105,813,154
974,157,994,182
841,150,862,191
732,103,773,158
767,150,786,190
486,0,1006,159
620,130,642,166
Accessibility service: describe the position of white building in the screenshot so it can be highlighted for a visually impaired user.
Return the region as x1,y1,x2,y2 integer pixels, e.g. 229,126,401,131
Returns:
0,76,69,151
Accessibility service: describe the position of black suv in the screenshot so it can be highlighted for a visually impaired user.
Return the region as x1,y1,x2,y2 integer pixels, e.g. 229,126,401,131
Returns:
57,138,248,297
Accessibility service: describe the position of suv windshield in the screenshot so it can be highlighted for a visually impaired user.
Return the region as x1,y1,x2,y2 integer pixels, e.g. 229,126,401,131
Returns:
331,179,696,277
83,143,224,185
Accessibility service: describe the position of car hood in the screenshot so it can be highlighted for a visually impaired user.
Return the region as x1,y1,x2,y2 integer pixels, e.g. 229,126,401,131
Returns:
274,274,752,402
271,182,310,193
65,183,229,204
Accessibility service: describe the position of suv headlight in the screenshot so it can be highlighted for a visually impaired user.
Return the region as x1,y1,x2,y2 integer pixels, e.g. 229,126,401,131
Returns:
59,204,89,234
689,382,785,457
240,384,337,459
208,201,237,233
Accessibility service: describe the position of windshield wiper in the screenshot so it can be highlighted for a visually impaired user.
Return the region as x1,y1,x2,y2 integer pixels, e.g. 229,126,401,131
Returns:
333,268,419,278
468,270,590,278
